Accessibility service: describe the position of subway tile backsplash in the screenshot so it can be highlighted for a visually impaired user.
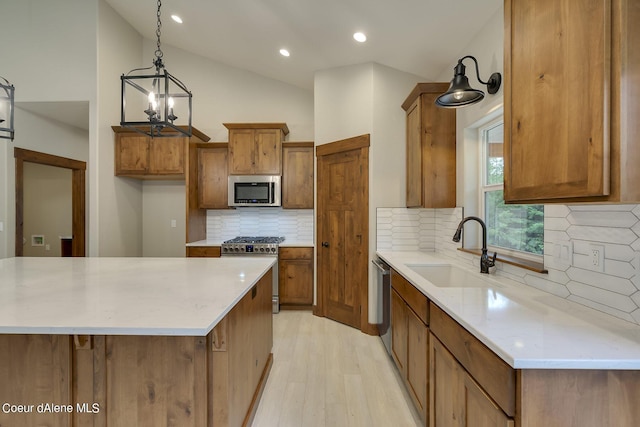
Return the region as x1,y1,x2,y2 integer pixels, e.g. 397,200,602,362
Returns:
377,206,640,326
207,208,313,243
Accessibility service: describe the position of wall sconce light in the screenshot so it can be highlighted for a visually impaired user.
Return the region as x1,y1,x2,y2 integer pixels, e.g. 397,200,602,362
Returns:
0,76,15,141
120,0,192,138
435,55,501,108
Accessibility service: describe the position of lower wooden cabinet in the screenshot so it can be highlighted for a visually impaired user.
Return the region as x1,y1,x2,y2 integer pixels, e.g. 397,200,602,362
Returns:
278,247,313,308
186,245,221,257
391,269,429,422
429,334,513,427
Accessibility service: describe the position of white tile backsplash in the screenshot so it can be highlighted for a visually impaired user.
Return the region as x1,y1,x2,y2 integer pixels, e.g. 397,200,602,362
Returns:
377,204,640,326
207,208,313,243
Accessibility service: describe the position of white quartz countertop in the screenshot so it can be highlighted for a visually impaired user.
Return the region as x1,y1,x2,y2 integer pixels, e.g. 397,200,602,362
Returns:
0,257,275,336
377,250,640,370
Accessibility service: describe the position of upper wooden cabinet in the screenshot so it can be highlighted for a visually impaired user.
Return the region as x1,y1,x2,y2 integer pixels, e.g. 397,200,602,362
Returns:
402,83,457,208
224,123,289,175
113,126,210,180
282,142,314,209
504,0,640,203
198,143,229,209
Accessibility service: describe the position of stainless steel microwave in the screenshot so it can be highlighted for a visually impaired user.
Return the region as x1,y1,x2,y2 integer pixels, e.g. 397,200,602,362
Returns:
228,175,281,207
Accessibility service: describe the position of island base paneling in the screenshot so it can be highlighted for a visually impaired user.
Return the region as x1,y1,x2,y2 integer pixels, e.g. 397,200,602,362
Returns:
0,271,273,427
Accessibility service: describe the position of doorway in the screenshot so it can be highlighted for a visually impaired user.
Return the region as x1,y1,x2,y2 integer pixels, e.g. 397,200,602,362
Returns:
14,148,86,257
316,134,369,331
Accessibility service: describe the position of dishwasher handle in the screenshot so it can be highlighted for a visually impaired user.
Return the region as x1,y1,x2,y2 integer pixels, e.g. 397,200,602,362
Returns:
372,259,390,275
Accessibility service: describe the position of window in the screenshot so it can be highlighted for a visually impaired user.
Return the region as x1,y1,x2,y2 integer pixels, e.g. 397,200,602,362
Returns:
480,120,544,257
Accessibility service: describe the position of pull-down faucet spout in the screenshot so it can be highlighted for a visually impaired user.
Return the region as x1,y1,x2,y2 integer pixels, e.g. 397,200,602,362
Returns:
452,216,496,274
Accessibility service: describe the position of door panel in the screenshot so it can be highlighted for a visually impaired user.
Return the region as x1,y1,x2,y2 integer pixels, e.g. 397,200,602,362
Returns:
317,135,369,330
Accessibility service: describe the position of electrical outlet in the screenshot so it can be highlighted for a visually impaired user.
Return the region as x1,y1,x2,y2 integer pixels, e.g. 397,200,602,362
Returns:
45,244,50,251
170,219,177,228
590,244,605,272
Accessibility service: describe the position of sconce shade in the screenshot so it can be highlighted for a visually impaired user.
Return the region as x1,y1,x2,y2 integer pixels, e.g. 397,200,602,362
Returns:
435,56,502,108
0,77,15,141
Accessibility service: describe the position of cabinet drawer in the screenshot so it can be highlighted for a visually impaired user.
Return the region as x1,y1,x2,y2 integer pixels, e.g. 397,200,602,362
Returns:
186,246,221,257
279,247,313,260
429,302,515,417
391,269,428,325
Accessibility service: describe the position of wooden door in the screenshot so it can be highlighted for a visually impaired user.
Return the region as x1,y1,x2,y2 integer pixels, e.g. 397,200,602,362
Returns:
317,135,369,330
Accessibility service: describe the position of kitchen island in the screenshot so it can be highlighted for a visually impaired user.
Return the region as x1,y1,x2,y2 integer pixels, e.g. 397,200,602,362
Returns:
0,257,276,427
379,250,640,426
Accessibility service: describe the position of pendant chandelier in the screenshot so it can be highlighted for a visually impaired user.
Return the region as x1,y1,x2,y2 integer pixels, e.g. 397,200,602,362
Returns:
120,0,192,138
0,76,15,141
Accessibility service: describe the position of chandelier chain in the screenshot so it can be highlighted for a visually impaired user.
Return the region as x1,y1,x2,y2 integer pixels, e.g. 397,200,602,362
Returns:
154,0,163,62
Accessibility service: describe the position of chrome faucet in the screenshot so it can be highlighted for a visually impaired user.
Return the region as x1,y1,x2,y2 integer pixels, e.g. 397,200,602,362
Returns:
452,216,497,274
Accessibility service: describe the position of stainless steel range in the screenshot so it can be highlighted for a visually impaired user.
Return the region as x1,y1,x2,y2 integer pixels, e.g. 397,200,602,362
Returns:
221,236,284,313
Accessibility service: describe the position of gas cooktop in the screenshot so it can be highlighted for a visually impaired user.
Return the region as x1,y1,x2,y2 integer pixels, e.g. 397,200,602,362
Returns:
223,236,285,244
221,236,285,255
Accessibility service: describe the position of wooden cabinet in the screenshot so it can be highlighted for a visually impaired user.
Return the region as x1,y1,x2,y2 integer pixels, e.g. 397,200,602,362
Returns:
429,334,513,427
224,123,289,175
197,143,229,209
390,269,429,422
186,246,221,257
282,142,314,209
504,0,640,203
279,247,313,308
401,83,457,208
113,126,210,179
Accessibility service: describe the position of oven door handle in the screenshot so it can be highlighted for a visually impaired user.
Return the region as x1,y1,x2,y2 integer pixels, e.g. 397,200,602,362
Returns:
372,259,390,275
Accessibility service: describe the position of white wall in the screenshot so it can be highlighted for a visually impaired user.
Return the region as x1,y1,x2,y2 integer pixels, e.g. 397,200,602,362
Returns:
0,108,89,258
138,41,314,257
314,62,423,322
0,0,96,259
96,0,144,256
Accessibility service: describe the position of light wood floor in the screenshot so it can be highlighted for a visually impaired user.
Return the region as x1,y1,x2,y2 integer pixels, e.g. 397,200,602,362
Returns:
252,310,422,427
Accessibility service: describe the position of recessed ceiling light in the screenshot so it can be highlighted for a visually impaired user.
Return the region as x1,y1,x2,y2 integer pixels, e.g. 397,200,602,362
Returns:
279,48,290,57
171,15,183,24
353,32,367,43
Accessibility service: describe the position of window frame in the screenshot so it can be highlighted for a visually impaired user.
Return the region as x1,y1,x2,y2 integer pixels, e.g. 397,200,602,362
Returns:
478,118,544,263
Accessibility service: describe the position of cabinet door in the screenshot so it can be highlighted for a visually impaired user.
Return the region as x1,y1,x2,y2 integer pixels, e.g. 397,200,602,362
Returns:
149,138,185,175
282,144,314,209
391,289,408,375
115,134,149,175
228,129,256,174
429,334,464,427
198,146,228,209
279,258,313,306
464,373,514,427
254,129,282,174
505,0,610,201
407,307,428,420
279,247,313,307
406,97,422,207
186,246,221,257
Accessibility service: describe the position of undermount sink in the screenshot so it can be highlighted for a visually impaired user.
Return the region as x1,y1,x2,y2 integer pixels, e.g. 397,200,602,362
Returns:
406,264,498,288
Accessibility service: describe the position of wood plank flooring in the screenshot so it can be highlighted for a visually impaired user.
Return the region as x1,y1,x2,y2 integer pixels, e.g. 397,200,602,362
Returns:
252,311,422,426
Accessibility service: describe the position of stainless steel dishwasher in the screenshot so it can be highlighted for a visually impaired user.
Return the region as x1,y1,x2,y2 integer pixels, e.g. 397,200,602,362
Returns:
372,258,391,355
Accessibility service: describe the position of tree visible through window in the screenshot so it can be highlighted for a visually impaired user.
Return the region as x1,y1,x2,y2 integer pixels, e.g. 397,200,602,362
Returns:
481,121,544,256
